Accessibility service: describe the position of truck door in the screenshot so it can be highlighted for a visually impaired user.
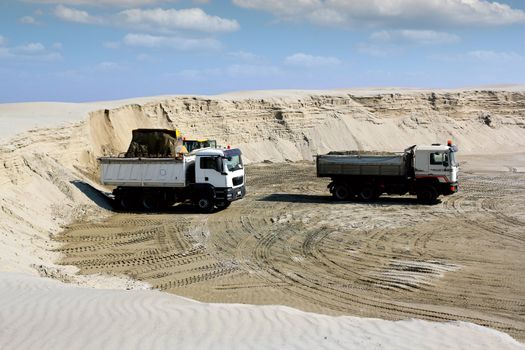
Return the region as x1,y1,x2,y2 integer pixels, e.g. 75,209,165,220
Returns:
196,156,227,188
428,151,448,176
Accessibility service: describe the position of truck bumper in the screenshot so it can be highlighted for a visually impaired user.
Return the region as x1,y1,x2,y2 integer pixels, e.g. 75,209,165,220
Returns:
216,186,246,202
442,182,459,195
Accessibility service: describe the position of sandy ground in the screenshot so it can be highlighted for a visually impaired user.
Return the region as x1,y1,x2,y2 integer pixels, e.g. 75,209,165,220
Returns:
53,154,525,342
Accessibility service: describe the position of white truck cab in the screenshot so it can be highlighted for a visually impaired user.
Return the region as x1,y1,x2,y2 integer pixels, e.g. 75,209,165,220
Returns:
193,148,246,204
413,143,459,185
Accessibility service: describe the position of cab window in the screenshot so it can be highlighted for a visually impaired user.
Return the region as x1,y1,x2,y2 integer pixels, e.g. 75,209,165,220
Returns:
200,157,218,171
430,152,448,165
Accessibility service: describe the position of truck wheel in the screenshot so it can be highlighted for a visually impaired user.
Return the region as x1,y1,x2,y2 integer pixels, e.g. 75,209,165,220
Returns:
358,185,378,202
141,193,158,211
215,201,231,210
196,196,214,213
116,195,135,211
333,184,351,201
417,186,438,204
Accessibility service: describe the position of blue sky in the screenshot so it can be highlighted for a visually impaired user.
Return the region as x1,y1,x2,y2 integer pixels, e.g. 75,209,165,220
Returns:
0,0,524,103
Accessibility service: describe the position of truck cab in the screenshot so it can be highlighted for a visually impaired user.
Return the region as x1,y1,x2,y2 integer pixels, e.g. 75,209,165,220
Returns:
192,148,246,210
412,142,459,196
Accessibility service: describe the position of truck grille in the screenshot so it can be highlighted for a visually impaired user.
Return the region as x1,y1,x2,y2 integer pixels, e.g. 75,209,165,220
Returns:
232,176,244,186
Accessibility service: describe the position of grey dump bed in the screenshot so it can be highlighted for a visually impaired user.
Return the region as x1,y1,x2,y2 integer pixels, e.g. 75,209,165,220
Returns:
317,152,406,177
99,157,191,187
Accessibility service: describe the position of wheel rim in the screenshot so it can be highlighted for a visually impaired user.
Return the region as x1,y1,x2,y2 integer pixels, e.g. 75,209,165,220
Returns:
198,198,210,209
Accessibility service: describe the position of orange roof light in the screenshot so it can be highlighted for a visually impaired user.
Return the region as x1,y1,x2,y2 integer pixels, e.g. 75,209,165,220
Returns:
447,140,452,146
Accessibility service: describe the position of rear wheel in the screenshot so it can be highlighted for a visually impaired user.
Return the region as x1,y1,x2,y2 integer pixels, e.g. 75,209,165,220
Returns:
333,183,351,201
358,185,378,202
417,186,438,204
115,194,137,211
141,192,158,211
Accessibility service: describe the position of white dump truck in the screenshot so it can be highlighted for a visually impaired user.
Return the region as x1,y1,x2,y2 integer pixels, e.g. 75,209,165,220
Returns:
317,141,459,203
99,129,245,212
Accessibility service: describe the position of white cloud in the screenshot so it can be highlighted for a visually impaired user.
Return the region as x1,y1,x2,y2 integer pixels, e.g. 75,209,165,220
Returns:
226,64,281,77
285,52,341,67
54,5,100,24
176,64,281,80
371,30,460,45
52,42,63,49
466,50,524,62
431,50,524,63
95,61,128,71
19,16,38,25
24,0,175,6
228,51,264,63
232,0,525,27
356,43,400,57
233,0,321,19
51,5,238,36
12,43,46,54
118,8,239,33
0,42,62,62
123,33,221,50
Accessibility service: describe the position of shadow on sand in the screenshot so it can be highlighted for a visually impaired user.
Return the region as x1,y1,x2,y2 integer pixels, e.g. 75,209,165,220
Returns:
258,193,439,206
70,180,114,210
70,180,210,214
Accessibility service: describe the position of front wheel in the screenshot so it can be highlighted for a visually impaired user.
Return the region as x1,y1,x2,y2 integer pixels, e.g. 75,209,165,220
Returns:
195,196,214,213
417,186,438,204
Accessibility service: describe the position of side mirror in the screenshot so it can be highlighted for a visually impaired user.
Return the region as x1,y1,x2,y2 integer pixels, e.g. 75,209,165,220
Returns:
215,157,223,173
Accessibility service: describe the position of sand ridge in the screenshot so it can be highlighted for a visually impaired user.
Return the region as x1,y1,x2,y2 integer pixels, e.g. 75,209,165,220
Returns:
1,272,523,350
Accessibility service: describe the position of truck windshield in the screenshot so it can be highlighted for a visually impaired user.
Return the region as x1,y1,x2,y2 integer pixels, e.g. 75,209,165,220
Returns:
224,149,243,172
226,155,243,172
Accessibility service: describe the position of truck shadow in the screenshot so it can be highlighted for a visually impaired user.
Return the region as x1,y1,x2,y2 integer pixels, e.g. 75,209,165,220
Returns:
71,180,219,214
70,180,114,210
259,193,440,206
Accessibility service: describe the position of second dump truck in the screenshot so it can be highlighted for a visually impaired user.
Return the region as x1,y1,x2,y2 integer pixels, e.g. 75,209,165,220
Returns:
99,129,245,212
317,142,459,203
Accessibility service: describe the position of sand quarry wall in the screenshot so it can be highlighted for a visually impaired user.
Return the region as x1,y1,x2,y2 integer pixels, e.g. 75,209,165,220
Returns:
86,90,525,167
1,89,525,279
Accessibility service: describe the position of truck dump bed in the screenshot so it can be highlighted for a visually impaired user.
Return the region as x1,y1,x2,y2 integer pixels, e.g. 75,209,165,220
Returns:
317,152,406,177
99,157,192,187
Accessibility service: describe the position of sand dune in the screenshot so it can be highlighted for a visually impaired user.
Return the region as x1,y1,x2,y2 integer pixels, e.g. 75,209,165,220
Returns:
0,88,524,349
1,273,523,350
